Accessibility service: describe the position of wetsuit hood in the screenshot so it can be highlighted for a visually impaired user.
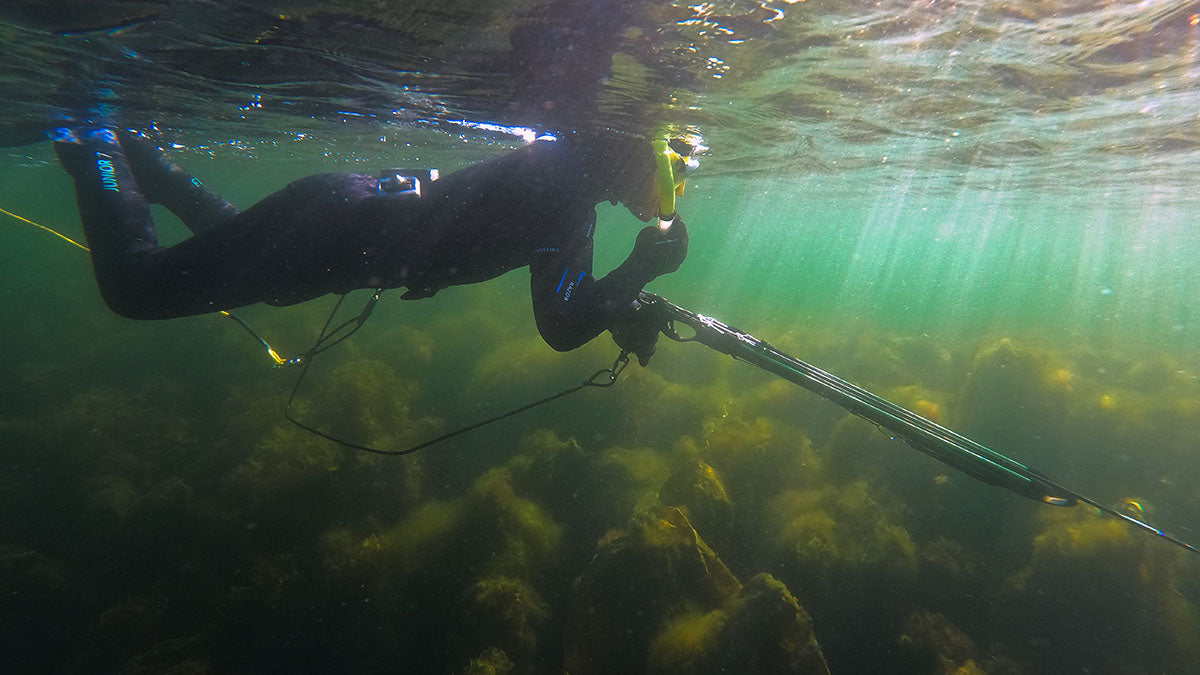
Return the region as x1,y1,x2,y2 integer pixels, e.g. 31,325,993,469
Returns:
559,131,658,213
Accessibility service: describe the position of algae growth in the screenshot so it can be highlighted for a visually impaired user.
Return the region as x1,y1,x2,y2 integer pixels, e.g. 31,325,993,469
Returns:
3,122,1200,675
4,252,1199,674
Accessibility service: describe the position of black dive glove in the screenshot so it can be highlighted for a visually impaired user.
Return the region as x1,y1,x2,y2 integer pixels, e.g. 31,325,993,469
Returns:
610,299,664,367
609,217,687,366
628,216,688,280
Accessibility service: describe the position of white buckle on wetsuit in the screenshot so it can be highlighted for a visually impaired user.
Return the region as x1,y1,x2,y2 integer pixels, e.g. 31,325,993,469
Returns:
377,168,439,198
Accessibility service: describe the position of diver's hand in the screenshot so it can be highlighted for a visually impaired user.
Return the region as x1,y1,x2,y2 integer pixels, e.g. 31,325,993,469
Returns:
610,301,663,367
628,216,688,280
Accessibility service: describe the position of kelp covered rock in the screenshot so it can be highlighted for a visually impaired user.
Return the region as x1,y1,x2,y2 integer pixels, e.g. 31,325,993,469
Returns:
686,412,823,514
0,547,75,670
1000,507,1200,672
227,420,343,513
646,573,829,675
917,537,987,616
463,576,549,665
957,338,1071,458
768,482,918,595
565,506,828,675
322,497,465,581
495,430,591,510
587,445,672,523
316,463,566,672
609,359,736,451
322,461,566,586
82,474,140,534
658,460,734,545
225,357,438,519
311,358,443,449
565,506,738,674
723,574,827,675
462,468,564,577
461,647,514,675
895,610,980,675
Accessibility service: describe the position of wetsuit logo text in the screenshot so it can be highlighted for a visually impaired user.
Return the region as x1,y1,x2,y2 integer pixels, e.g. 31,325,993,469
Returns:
95,153,119,192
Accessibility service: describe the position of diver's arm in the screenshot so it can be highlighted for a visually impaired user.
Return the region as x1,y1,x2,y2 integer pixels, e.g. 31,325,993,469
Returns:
530,215,688,351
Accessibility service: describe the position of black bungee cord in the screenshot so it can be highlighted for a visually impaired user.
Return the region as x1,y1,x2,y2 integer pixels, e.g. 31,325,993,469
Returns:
282,290,631,456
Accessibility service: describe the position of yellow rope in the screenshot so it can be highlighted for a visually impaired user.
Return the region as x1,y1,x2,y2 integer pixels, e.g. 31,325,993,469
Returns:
0,205,90,251
3,202,291,365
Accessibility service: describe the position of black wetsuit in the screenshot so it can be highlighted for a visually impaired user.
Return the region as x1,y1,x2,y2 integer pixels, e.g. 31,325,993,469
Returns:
54,129,687,351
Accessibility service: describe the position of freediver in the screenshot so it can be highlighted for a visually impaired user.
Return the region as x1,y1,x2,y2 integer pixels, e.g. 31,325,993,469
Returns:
50,126,692,358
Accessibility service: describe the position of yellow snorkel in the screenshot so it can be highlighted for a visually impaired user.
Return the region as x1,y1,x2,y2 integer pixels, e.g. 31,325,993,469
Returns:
653,137,701,225
653,139,680,221
654,138,701,226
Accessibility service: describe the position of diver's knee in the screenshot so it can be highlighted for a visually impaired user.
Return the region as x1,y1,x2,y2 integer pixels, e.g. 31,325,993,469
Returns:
100,290,157,320
94,271,161,320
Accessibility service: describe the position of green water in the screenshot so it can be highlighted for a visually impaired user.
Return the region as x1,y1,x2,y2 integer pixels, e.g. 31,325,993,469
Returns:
4,1,1200,673
6,130,1200,673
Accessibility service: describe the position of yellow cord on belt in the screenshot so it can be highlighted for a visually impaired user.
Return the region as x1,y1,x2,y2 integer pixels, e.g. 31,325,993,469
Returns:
4,203,290,366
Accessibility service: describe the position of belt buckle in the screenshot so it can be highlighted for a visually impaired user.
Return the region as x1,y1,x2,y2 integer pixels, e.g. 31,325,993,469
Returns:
377,168,438,198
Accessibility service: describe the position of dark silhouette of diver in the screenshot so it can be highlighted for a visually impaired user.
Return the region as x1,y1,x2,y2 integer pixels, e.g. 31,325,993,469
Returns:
52,127,689,354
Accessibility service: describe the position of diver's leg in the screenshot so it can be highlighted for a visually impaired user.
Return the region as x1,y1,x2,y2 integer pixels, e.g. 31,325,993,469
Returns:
115,130,239,233
54,127,255,318
53,127,165,318
57,130,384,318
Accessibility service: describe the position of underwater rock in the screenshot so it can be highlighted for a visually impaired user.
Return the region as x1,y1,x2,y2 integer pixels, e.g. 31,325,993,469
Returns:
308,357,439,513
1122,355,1185,394
471,336,566,393
315,449,567,674
689,412,823,514
683,573,829,675
768,482,918,596
916,537,986,615
498,430,591,507
496,427,590,497
566,506,828,674
764,481,919,671
610,361,734,452
324,497,466,580
118,640,210,675
58,383,193,480
82,474,141,533
224,357,439,522
894,609,978,675
322,465,562,614
823,414,880,484
645,573,829,675
461,647,513,675
565,506,739,674
313,358,442,448
463,576,549,665
888,383,948,425
957,338,1070,459
0,546,75,671
580,445,672,535
367,322,438,372
487,430,629,562
463,468,564,578
658,460,734,546
96,594,169,661
891,333,959,393
1000,507,1200,672
228,422,342,511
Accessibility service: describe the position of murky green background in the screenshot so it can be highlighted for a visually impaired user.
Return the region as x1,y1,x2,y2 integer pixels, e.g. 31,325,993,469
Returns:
4,1,1200,673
